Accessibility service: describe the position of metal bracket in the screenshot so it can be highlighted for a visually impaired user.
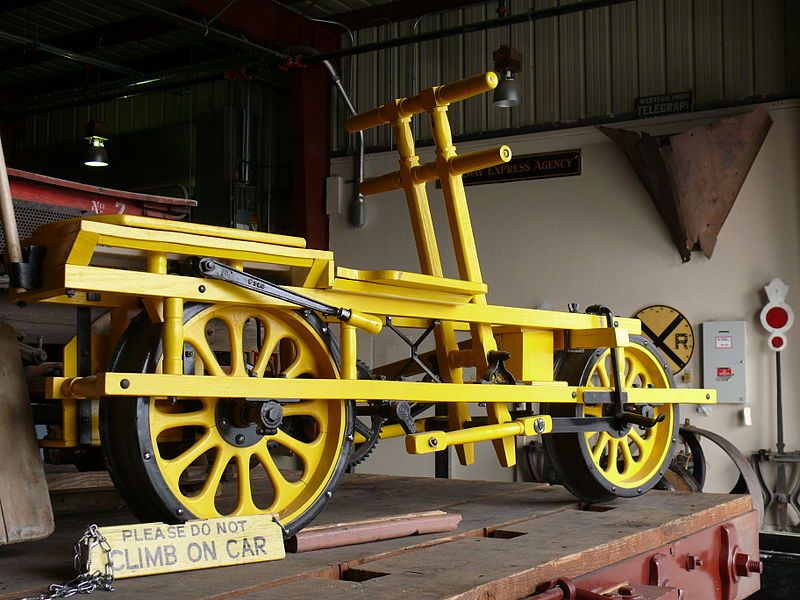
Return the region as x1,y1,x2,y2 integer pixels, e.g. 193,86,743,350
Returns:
720,523,763,600
76,306,93,446
8,244,45,290
481,350,517,385
384,316,441,383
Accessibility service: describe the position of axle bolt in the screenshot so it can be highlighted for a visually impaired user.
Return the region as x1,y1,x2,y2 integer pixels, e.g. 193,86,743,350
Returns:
533,418,547,434
235,434,246,445
686,554,704,570
428,438,439,448
734,552,763,577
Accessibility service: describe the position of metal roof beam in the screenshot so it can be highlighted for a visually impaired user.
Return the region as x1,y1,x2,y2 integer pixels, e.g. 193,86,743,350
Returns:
0,16,177,71
106,0,288,62
0,29,142,76
309,0,636,62
0,45,221,99
334,0,492,30
0,0,46,14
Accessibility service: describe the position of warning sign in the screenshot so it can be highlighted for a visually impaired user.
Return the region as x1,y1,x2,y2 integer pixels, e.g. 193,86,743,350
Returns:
89,514,284,578
634,305,695,374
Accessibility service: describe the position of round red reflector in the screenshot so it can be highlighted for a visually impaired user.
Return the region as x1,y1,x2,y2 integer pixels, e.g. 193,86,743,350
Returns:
766,306,790,330
771,336,785,349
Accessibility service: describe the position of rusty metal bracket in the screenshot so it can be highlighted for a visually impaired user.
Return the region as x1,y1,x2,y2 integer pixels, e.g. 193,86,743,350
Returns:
528,578,679,600
720,523,763,600
681,424,765,525
599,109,772,262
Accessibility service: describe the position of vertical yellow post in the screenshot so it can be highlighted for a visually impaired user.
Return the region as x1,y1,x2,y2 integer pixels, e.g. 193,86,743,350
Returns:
428,105,516,468
340,323,358,380
144,252,168,323
163,297,184,375
392,113,474,466
147,252,167,275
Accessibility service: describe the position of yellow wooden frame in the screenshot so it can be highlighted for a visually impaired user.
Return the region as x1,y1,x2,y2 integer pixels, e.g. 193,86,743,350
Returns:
18,72,716,470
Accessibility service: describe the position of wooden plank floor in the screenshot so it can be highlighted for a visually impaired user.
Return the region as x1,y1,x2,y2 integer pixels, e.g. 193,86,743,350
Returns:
0,474,751,600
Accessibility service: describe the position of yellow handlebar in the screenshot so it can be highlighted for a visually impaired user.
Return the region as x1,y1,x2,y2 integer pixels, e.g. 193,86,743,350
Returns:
435,71,498,105
345,71,499,133
344,310,383,335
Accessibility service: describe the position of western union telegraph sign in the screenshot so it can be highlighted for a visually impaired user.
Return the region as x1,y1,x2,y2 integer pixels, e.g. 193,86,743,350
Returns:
452,149,581,187
89,514,284,578
634,91,693,118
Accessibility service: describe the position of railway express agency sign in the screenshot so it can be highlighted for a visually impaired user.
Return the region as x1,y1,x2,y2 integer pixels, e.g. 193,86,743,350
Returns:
447,149,581,187
90,515,284,578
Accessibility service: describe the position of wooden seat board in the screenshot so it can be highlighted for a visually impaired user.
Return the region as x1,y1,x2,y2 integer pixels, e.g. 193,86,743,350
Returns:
336,266,487,296
39,215,307,249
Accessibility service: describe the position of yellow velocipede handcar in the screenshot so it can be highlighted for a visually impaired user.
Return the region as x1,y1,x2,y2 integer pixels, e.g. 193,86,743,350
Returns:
10,72,715,536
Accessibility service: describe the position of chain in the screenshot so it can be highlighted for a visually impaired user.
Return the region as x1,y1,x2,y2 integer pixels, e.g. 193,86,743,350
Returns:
21,524,114,600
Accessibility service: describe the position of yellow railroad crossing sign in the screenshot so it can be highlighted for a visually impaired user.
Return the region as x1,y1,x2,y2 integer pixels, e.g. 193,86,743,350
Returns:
634,305,694,374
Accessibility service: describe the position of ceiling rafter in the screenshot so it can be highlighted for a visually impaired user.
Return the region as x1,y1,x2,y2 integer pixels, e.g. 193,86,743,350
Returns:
0,0,47,14
0,16,177,71
1,45,222,98
332,0,494,29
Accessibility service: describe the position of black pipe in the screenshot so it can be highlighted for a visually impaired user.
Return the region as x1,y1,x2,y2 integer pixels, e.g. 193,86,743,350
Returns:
776,351,784,453
307,0,636,63
107,0,288,62
1,57,268,118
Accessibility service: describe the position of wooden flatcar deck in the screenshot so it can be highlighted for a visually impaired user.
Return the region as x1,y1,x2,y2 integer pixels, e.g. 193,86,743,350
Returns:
0,474,758,600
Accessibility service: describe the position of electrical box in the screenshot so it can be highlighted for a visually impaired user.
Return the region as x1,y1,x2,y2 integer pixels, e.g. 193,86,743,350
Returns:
702,321,746,403
325,176,344,215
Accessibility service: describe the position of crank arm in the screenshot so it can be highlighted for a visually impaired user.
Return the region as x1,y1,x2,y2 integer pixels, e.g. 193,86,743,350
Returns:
548,417,620,435
614,411,665,429
191,257,382,334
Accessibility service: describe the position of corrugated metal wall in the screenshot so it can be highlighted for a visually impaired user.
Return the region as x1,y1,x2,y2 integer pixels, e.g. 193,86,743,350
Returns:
18,79,292,209
333,0,800,151
25,80,241,154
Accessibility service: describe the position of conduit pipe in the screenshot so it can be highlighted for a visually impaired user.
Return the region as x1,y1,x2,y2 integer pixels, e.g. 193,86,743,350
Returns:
308,0,636,63
107,0,287,62
321,59,366,228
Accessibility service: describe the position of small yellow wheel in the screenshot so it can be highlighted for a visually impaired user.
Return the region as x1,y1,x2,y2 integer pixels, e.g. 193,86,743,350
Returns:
541,336,678,502
100,304,353,536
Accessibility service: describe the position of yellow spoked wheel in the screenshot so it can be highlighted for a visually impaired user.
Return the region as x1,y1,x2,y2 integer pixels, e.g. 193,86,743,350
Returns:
100,304,353,536
541,336,678,503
